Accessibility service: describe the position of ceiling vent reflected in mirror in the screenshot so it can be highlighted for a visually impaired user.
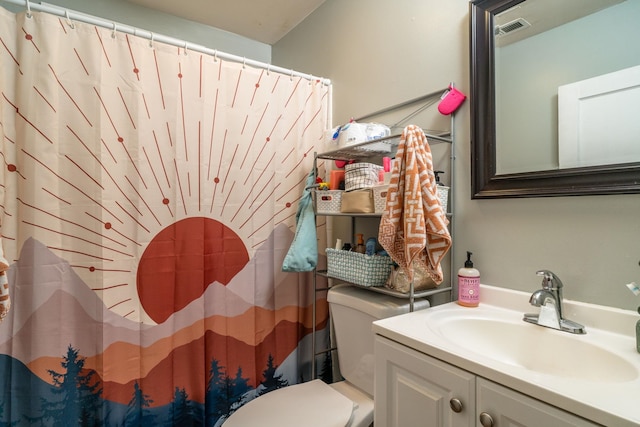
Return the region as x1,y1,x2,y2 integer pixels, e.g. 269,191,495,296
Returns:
493,0,624,46
495,18,531,37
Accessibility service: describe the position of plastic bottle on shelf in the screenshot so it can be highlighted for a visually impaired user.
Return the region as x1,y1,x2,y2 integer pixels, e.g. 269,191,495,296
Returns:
365,237,377,256
355,234,366,254
457,251,480,307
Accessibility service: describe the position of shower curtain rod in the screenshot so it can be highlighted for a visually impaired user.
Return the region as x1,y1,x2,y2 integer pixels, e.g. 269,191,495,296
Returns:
0,0,331,86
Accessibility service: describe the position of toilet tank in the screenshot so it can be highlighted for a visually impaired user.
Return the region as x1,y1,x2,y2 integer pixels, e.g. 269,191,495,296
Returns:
327,284,430,396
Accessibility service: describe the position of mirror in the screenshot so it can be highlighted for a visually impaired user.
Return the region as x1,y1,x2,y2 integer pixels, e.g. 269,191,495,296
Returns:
470,0,640,198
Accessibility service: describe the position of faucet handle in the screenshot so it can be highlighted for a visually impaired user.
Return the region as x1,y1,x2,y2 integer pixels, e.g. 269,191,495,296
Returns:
536,270,563,290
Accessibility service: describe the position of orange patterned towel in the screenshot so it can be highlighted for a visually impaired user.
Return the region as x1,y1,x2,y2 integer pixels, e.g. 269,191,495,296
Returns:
378,125,451,283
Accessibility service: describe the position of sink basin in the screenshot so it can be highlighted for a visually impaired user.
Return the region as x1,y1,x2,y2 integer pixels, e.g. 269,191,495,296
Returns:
373,285,640,426
427,307,639,383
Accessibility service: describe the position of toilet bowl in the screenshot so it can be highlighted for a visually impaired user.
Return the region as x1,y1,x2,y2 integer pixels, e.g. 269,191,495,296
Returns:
223,284,429,427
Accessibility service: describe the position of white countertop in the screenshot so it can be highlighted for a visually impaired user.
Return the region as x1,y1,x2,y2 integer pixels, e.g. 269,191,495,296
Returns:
372,285,640,427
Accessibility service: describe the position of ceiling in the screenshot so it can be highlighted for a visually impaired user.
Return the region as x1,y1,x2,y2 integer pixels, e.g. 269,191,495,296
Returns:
125,0,327,45
124,0,623,47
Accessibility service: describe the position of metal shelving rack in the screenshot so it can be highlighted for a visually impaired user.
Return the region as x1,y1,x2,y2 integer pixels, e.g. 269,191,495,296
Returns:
309,87,457,379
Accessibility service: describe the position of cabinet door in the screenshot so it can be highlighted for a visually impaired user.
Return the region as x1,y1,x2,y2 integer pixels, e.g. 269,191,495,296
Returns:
476,378,600,427
375,335,475,427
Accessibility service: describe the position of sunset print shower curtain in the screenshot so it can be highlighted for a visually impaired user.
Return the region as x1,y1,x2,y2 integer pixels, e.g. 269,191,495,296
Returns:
0,7,331,426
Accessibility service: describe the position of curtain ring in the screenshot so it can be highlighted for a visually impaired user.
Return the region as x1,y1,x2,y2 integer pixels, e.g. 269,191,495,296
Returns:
25,0,32,18
64,9,74,29
266,64,271,76
149,32,154,48
111,22,117,38
290,69,294,81
242,57,246,69
183,41,188,56
308,75,314,85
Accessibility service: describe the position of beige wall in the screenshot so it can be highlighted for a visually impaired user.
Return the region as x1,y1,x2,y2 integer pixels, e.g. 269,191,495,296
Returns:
273,0,640,311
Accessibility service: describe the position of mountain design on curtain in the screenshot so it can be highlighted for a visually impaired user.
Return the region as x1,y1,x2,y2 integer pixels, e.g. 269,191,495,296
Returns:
0,7,331,427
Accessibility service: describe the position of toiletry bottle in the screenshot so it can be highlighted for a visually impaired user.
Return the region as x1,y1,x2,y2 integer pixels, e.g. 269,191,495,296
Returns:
365,237,377,256
382,157,392,184
355,234,366,254
458,251,480,307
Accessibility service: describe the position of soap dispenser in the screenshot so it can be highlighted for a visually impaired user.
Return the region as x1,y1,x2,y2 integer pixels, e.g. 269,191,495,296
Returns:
457,251,480,307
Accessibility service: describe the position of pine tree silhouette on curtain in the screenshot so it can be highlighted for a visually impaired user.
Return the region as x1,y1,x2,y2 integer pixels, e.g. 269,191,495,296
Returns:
39,345,103,427
259,354,289,395
126,381,156,426
171,387,202,427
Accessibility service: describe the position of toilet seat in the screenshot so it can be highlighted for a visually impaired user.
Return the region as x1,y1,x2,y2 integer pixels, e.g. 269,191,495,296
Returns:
223,379,356,427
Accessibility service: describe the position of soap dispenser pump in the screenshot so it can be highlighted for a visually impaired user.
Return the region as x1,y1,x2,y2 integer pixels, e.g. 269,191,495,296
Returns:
457,251,480,307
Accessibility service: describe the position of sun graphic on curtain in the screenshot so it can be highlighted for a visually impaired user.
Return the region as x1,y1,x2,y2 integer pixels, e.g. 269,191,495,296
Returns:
0,10,329,325
137,218,249,323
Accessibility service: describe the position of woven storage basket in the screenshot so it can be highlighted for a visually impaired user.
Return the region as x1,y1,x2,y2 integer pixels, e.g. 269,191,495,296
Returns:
373,184,389,213
325,248,393,287
437,185,449,212
344,162,384,192
316,190,342,214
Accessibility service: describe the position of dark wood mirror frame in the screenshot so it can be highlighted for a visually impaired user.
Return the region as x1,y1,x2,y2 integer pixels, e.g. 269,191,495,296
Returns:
469,0,640,199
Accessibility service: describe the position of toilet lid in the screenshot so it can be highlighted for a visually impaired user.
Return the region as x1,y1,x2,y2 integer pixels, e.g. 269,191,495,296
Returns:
223,379,355,427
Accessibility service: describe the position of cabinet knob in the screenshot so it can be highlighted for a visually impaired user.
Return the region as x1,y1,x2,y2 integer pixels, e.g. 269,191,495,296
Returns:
479,412,494,427
449,398,463,413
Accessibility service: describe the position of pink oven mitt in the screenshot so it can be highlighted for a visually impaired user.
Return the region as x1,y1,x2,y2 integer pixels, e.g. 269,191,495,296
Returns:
438,86,466,115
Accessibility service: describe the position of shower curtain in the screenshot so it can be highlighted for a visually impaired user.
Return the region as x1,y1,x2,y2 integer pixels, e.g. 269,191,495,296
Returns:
0,7,331,426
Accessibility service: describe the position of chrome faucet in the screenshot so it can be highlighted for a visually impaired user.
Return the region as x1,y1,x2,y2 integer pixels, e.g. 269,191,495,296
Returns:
523,270,586,334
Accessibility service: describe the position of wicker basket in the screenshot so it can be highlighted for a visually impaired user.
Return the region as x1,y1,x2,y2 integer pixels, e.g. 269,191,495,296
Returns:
437,185,449,212
373,184,389,213
325,248,393,287
316,190,342,214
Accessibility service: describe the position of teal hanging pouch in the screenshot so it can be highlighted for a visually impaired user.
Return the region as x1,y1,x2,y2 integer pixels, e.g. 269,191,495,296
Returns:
282,169,318,272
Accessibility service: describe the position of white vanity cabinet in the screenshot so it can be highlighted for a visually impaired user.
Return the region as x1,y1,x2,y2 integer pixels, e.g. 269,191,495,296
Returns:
475,378,599,427
375,335,475,427
374,335,600,427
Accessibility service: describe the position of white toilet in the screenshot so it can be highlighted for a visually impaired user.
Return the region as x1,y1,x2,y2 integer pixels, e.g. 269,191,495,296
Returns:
223,283,429,427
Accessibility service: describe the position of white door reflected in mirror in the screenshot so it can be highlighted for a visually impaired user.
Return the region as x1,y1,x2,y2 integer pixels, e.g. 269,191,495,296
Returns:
558,65,640,169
